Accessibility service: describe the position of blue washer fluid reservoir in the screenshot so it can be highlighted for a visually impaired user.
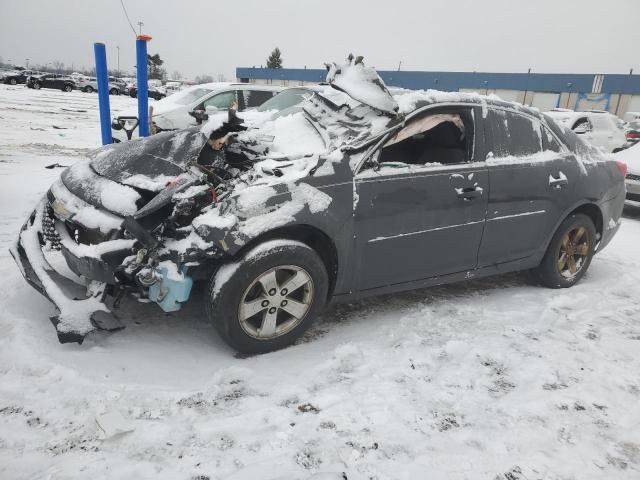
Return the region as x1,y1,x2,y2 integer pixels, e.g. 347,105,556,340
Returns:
148,262,193,312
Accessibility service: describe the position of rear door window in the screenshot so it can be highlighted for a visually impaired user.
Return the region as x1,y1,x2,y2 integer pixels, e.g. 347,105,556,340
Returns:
487,109,543,157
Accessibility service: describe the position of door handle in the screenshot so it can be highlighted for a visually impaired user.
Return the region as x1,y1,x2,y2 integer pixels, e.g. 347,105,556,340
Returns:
456,186,483,200
549,173,568,189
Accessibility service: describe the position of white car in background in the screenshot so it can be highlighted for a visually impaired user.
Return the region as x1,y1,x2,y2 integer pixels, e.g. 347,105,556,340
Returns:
616,143,640,205
545,109,627,152
76,76,127,95
111,83,282,141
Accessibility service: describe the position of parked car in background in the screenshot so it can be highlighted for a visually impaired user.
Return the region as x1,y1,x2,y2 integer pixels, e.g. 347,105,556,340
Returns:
624,119,640,145
2,69,43,85
623,111,640,123
163,81,184,96
76,76,127,95
128,82,167,100
12,58,625,351
616,143,640,204
26,73,76,92
112,83,282,141
545,109,626,152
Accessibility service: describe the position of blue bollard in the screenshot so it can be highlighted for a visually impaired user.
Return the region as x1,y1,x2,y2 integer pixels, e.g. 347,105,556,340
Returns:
93,43,112,145
136,35,152,137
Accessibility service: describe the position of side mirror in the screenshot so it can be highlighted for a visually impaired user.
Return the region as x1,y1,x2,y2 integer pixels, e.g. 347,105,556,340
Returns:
573,123,590,135
189,109,209,125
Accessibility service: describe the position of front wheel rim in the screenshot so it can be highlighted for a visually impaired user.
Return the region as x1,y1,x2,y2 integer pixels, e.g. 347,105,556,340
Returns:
238,265,314,340
557,226,590,278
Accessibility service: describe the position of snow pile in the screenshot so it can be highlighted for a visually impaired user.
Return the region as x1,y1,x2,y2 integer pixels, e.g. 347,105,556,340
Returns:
122,173,175,192
49,179,123,233
326,55,398,115
395,89,490,117
242,112,326,157
62,161,140,216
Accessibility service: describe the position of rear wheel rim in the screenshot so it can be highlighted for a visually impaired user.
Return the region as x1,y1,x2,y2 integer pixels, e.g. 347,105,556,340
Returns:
557,226,591,278
238,265,314,340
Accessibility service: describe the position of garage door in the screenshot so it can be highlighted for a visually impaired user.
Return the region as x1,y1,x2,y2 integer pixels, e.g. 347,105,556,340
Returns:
531,93,560,112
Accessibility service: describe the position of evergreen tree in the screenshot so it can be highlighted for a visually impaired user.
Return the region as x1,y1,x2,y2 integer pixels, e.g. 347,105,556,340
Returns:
266,48,283,69
147,53,166,80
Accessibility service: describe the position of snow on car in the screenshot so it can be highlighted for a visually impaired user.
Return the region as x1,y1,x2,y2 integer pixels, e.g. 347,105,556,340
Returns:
11,55,626,353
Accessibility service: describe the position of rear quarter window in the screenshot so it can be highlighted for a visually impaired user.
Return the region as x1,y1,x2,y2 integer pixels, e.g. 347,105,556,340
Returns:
487,109,543,157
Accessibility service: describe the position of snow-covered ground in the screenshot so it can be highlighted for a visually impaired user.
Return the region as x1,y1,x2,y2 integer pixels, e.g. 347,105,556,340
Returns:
0,84,639,480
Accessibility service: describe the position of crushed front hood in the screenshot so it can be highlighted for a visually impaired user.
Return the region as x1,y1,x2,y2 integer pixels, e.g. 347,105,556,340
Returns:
59,128,207,216
91,128,206,183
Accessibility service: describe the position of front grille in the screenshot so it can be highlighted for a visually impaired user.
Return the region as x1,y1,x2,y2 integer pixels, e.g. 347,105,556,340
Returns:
627,173,640,182
42,204,62,250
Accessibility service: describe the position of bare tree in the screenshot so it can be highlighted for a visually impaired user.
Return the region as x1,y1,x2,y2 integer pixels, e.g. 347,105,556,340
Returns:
194,74,214,84
52,60,65,72
171,70,183,80
216,73,227,82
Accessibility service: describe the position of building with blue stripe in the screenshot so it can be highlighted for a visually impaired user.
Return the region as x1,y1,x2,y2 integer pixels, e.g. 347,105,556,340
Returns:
236,67,640,119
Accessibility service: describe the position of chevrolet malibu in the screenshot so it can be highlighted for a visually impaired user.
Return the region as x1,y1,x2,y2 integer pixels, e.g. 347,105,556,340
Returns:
12,57,626,353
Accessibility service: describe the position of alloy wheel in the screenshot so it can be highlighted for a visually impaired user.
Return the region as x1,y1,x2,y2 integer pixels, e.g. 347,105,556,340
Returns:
238,265,314,340
557,226,590,278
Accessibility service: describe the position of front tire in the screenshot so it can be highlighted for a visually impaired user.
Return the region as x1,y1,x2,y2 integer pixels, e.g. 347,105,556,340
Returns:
207,240,329,354
33,82,41,90
109,88,119,95
84,86,94,93
533,213,596,288
10,78,17,85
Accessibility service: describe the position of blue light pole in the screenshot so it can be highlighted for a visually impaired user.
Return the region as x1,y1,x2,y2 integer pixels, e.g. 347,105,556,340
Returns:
136,34,152,137
93,43,112,145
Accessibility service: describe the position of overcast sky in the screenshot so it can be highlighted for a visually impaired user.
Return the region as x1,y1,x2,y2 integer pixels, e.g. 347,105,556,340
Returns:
1,0,639,79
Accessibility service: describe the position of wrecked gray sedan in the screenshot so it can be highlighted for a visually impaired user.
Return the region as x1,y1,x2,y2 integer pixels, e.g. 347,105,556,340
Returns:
12,56,626,353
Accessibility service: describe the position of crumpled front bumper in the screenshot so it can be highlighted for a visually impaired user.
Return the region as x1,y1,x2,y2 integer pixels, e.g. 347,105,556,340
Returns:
10,200,124,344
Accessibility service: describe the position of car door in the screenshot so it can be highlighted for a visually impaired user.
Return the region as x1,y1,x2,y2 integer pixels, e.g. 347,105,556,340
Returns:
353,105,489,291
477,108,580,267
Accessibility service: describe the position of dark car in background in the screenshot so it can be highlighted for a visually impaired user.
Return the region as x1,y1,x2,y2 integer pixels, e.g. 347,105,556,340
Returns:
11,58,626,353
2,69,43,85
26,73,76,92
128,83,166,100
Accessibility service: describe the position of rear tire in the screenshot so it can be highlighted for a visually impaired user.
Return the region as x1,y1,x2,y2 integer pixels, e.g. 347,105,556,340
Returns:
532,213,596,288
84,86,94,93
109,88,119,95
63,84,72,92
207,240,329,354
